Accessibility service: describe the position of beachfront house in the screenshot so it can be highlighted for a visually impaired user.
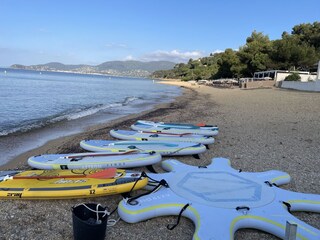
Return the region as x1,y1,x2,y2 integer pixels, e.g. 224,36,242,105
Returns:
253,70,317,83
277,61,320,91
238,62,320,90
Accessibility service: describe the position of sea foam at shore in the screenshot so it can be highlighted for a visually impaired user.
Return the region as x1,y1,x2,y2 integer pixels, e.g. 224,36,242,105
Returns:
0,68,181,165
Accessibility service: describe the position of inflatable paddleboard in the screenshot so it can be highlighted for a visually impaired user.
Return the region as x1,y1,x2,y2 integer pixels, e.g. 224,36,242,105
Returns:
0,169,147,199
28,151,161,170
80,139,207,156
119,158,320,239
109,129,214,145
131,120,219,136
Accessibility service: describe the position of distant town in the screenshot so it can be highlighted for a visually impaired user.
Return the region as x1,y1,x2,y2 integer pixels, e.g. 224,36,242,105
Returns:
11,60,176,78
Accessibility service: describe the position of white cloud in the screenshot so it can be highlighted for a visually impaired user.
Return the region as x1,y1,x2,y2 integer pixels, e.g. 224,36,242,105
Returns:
124,55,134,60
211,49,224,54
210,48,239,55
140,49,205,63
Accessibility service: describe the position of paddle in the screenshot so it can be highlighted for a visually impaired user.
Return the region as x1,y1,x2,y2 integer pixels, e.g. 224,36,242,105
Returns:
64,150,138,159
142,131,193,137
196,123,218,128
11,168,117,180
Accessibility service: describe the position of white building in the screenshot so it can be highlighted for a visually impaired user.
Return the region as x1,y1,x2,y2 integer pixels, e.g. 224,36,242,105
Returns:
279,62,320,92
317,61,320,80
253,70,317,82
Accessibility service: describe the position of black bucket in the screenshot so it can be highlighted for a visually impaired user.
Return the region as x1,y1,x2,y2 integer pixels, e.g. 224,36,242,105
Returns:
72,203,108,240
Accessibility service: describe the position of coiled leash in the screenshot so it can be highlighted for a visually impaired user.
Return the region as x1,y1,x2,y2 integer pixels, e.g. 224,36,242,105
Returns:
72,203,120,227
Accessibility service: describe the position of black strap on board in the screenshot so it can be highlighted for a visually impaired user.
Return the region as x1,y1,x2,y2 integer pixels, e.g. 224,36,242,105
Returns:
282,201,292,213
167,203,190,230
126,179,169,205
121,171,147,199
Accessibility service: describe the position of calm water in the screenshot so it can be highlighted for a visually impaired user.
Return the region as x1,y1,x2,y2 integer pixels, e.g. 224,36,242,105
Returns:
0,68,181,165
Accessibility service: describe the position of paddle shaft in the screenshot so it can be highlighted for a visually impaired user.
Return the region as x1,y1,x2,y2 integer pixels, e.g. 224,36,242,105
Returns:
142,131,193,136
65,150,138,159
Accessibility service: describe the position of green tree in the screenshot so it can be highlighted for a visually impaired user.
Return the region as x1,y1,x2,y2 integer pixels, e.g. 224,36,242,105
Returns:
152,22,320,80
291,22,320,50
173,63,190,78
271,34,318,70
238,31,272,76
214,49,244,78
284,72,301,81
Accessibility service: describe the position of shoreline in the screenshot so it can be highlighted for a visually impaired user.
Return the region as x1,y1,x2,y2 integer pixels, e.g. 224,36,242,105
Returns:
1,79,202,170
0,85,191,170
0,68,182,168
0,81,319,239
0,76,181,169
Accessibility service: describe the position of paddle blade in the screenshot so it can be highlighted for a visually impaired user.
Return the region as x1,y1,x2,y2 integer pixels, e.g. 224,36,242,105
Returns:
88,168,117,179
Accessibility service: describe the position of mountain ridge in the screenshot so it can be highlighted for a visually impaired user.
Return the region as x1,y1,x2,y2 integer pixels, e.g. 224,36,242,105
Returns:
11,60,175,77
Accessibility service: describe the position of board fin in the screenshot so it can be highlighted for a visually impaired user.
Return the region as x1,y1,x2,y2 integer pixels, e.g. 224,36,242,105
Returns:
192,154,200,159
146,165,157,173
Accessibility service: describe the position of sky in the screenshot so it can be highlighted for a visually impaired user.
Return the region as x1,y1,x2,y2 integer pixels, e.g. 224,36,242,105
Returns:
0,0,319,67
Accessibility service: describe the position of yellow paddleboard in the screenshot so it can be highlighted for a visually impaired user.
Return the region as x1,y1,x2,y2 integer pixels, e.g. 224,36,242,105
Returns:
0,169,147,199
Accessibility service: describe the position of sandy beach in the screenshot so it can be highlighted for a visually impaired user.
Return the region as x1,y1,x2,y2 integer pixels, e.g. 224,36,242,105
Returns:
0,81,319,239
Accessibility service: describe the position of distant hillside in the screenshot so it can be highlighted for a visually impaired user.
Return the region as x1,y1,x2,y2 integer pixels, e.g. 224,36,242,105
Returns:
96,60,175,71
11,60,175,77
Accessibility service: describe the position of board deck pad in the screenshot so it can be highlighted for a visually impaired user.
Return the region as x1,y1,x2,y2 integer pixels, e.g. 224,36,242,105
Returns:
169,171,275,208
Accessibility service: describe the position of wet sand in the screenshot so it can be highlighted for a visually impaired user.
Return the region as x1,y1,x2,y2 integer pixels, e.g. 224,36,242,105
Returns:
0,81,319,239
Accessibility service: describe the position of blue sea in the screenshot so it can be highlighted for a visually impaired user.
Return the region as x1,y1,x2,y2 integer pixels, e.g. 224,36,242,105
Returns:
0,68,181,165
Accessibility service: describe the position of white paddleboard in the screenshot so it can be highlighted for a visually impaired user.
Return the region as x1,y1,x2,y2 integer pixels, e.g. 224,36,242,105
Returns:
109,129,214,145
80,139,207,156
131,120,219,136
28,151,162,170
